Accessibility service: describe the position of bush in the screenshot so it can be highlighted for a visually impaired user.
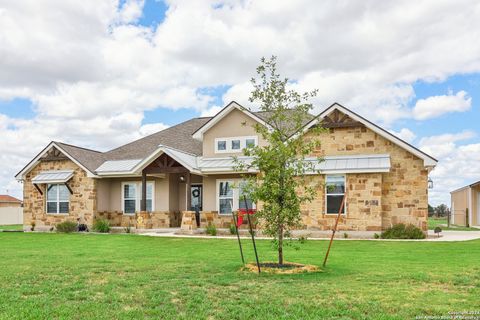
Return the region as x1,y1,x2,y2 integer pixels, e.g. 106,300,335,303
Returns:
56,221,77,233
30,222,35,232
206,223,217,236
229,224,236,235
93,219,110,233
374,233,380,239
381,223,425,239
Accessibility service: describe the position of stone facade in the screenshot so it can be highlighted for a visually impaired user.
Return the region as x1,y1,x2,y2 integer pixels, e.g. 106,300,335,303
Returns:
302,124,428,231
95,211,170,229
23,159,96,230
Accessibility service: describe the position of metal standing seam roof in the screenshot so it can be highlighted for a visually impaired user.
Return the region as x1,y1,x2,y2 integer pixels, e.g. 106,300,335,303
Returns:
93,152,390,174
307,154,391,173
32,170,75,184
95,159,143,173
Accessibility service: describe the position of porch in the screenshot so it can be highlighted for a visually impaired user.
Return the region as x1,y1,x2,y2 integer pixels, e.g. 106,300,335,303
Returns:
95,152,238,230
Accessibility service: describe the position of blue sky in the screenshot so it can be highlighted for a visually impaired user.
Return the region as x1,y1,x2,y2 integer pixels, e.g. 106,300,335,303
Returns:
0,0,479,205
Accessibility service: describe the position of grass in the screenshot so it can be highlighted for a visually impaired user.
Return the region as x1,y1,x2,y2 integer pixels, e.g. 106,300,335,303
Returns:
0,224,23,231
428,218,480,231
0,233,479,319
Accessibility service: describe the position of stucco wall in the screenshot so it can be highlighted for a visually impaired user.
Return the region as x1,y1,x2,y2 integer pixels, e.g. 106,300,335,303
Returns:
0,202,22,208
100,176,170,212
202,108,266,157
23,159,96,228
303,125,429,231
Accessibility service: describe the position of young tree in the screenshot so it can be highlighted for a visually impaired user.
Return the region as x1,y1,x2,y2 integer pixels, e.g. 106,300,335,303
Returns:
435,204,450,217
235,56,324,265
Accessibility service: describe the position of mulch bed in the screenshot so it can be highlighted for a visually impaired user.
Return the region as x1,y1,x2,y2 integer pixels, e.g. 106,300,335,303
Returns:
244,262,321,274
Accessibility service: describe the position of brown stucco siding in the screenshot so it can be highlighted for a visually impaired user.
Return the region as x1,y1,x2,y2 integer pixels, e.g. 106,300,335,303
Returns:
23,159,96,228
202,108,267,157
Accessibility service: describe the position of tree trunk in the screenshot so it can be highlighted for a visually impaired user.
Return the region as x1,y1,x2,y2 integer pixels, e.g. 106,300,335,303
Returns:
278,224,284,265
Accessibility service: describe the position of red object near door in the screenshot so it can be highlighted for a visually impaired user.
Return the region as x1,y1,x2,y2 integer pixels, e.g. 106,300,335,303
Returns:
236,209,256,227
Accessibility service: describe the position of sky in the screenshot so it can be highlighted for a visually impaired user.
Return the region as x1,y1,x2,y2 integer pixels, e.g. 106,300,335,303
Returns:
1,0,480,206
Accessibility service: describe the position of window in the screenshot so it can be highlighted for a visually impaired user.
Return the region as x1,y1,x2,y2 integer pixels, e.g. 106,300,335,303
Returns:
217,179,256,215
218,181,234,214
46,184,69,214
217,140,226,151
325,175,346,214
231,139,241,150
123,183,136,214
245,138,256,148
238,181,254,210
215,136,258,153
122,181,155,214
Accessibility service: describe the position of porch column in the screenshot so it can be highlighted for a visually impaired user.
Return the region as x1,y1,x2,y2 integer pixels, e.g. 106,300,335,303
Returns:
141,170,147,212
186,173,191,211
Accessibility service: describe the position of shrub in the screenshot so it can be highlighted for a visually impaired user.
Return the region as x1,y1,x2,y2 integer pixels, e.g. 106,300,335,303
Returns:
374,233,380,239
206,223,217,236
124,223,132,234
93,219,110,233
30,222,35,232
229,224,236,235
343,232,348,239
381,223,425,239
56,221,78,233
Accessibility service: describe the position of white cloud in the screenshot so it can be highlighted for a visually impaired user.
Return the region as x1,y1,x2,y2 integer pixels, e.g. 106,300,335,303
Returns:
419,131,479,206
389,128,416,143
139,122,169,136
0,0,480,203
200,105,223,117
413,91,472,120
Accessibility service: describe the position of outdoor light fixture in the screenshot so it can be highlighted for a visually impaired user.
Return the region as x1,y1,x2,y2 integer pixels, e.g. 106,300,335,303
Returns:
179,175,185,182
428,178,433,189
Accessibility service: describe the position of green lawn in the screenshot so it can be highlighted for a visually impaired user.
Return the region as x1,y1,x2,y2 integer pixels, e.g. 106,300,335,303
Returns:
0,224,23,231
428,218,480,231
0,233,479,319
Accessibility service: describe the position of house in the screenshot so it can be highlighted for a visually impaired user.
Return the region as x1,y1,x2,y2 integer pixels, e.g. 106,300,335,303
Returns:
0,195,23,225
450,181,480,227
15,102,437,232
0,195,22,208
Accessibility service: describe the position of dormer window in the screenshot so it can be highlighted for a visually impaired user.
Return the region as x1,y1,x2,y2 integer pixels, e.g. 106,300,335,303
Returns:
217,140,227,151
215,136,258,154
231,140,241,150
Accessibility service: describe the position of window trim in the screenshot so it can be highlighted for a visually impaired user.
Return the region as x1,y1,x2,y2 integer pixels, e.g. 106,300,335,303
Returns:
216,179,256,215
214,136,258,154
324,174,347,216
121,181,155,215
45,183,70,215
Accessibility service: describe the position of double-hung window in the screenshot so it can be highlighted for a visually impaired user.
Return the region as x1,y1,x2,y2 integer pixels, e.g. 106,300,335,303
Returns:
218,181,234,214
122,182,154,214
46,184,70,214
217,180,255,214
325,175,346,215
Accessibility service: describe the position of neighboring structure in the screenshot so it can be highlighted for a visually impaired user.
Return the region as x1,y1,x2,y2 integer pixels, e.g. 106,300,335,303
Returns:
450,181,480,227
15,102,437,232
0,195,22,208
0,195,23,225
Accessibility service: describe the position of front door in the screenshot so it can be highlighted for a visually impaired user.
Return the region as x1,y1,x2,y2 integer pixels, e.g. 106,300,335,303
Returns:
190,185,203,211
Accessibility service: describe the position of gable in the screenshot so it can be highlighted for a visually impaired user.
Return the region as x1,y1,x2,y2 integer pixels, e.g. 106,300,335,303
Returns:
299,103,438,167
15,142,97,180
192,101,268,141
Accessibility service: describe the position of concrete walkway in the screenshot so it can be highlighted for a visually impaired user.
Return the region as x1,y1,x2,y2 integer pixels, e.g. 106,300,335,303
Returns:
139,229,480,242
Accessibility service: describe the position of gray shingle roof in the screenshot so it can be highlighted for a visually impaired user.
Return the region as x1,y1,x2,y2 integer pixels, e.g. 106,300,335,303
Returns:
55,142,106,173
53,110,315,174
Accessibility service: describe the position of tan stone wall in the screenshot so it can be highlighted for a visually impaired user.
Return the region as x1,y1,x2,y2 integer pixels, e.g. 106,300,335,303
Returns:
95,211,170,228
23,159,96,228
303,125,429,231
